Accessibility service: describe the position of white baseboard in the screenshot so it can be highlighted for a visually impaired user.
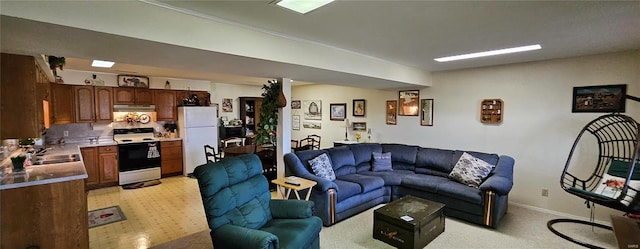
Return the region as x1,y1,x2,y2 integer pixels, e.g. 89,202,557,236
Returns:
508,201,611,226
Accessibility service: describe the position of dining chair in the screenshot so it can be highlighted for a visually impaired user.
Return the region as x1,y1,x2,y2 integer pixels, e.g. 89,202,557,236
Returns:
295,137,315,152
204,144,223,163
222,137,246,148
307,134,321,150
291,139,299,152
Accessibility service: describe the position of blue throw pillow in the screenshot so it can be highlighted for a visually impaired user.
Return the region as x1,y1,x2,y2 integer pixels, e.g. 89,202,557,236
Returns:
372,152,393,172
308,153,336,181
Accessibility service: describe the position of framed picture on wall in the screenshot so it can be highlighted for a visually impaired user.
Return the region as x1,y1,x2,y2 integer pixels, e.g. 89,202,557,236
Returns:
572,84,627,113
292,115,300,130
303,100,322,120
117,75,149,88
352,122,367,131
330,103,346,121
399,90,419,116
291,100,301,109
420,99,434,126
353,99,366,117
222,98,233,112
386,100,397,125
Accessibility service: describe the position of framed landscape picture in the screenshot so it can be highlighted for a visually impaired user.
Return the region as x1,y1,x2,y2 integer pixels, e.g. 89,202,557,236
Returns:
420,99,434,126
291,100,301,109
399,90,419,116
572,84,627,113
386,100,397,125
353,99,366,117
117,75,149,88
330,103,346,121
352,122,367,131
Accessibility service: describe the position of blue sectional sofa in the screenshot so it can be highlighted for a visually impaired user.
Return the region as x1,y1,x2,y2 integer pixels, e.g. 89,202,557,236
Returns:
283,143,515,228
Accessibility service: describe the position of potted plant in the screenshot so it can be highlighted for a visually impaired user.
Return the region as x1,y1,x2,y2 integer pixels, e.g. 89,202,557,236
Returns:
256,80,286,145
48,56,65,77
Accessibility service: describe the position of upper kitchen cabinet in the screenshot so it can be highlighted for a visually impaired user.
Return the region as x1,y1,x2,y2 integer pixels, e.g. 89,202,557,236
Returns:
176,90,209,106
113,88,154,105
73,86,113,123
154,90,177,121
50,83,74,125
0,53,51,139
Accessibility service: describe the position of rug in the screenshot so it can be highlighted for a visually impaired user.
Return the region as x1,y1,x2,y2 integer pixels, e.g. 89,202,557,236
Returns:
122,179,161,189
88,206,126,228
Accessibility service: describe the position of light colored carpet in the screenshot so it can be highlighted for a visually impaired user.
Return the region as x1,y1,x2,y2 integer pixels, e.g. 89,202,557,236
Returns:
151,204,618,249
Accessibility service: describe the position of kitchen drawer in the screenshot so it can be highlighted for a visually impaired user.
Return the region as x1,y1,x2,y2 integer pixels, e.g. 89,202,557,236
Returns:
161,140,182,148
98,146,117,154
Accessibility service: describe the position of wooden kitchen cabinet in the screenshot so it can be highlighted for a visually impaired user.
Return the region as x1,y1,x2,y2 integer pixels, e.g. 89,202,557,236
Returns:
0,53,51,139
50,83,75,124
154,90,177,121
83,146,118,189
81,147,100,188
98,145,119,185
176,90,209,106
1,179,89,249
161,140,183,176
135,89,154,104
113,88,154,105
73,86,113,123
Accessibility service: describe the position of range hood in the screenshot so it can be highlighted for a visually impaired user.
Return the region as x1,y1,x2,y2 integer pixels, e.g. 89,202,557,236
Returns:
113,104,156,112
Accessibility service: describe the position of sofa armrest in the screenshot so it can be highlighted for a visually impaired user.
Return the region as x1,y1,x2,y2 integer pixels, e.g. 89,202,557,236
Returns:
270,199,314,219
493,155,514,178
479,175,513,195
213,224,278,249
284,153,338,192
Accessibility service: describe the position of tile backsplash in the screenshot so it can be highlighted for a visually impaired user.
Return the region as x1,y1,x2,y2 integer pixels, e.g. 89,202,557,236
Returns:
45,121,168,144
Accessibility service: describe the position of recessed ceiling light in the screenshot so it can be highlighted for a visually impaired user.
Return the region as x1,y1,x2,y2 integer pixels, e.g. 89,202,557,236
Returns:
274,0,334,14
91,60,115,68
434,44,542,62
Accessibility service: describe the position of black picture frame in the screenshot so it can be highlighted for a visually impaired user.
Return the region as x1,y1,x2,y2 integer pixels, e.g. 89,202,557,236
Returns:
353,99,366,117
330,103,346,121
291,100,301,109
352,122,367,131
117,75,149,88
572,84,627,113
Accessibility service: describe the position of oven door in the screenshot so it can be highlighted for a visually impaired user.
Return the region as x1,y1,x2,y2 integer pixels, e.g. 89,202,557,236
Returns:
118,142,161,172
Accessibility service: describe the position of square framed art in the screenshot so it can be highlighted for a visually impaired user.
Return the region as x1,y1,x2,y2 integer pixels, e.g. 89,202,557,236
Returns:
330,103,346,121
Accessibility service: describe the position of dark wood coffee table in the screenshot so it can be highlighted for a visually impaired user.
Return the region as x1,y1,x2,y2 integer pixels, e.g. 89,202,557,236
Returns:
373,195,445,249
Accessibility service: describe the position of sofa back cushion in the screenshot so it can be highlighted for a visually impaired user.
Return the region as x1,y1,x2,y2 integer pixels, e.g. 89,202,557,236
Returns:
382,144,418,164
326,146,356,176
416,148,456,173
296,150,329,172
453,150,499,167
348,143,383,165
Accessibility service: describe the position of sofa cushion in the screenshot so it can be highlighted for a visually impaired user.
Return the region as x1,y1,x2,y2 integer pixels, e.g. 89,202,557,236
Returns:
296,150,329,171
449,152,495,188
308,153,336,181
416,148,456,173
437,180,483,204
337,174,385,193
414,168,450,178
453,150,500,167
372,152,393,172
360,170,415,186
401,174,450,193
326,146,356,177
348,143,382,165
382,144,418,164
333,179,362,202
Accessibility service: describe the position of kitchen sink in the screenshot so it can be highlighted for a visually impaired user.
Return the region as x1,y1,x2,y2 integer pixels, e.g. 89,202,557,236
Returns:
32,154,81,165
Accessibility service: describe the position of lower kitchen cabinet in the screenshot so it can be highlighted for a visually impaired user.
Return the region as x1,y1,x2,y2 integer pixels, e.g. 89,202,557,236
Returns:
1,179,89,249
161,140,183,176
82,145,118,190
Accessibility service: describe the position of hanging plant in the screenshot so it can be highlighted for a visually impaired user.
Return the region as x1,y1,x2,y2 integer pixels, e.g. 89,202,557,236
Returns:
256,80,282,145
48,56,66,76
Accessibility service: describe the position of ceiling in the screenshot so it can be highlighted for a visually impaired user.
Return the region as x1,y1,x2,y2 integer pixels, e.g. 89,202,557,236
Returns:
1,0,639,88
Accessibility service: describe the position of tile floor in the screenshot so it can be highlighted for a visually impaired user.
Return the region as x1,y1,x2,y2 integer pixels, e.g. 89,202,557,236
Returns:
87,176,208,249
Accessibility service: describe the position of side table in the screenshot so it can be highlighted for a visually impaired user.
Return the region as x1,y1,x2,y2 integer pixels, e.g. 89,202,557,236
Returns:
271,176,317,200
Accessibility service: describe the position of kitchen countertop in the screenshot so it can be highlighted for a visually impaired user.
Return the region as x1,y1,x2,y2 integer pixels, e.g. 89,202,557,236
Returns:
0,137,183,190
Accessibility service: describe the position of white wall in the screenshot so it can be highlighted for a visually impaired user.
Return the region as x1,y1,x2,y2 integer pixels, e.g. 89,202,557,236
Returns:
58,70,212,91
291,50,640,221
211,83,264,122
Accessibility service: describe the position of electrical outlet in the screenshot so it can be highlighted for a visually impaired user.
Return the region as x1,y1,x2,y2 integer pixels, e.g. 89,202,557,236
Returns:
541,188,549,197
63,131,69,137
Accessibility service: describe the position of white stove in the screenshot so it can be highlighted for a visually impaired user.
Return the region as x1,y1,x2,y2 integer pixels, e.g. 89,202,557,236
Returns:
113,128,161,186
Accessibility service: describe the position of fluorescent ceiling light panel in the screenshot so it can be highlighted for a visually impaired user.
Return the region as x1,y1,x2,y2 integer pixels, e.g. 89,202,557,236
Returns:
434,44,542,62
275,0,334,14
91,60,115,68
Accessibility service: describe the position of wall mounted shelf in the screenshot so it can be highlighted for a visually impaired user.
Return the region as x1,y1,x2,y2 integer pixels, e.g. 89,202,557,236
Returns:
481,99,503,124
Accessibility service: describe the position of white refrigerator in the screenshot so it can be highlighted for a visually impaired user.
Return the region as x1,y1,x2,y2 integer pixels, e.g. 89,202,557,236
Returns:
177,106,218,176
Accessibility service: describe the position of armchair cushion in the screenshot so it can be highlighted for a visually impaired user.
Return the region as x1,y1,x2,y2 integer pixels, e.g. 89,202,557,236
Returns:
309,153,336,181
213,224,278,249
270,199,314,219
261,217,322,249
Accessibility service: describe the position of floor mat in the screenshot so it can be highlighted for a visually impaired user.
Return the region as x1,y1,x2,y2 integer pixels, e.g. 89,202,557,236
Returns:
122,179,161,189
89,206,126,228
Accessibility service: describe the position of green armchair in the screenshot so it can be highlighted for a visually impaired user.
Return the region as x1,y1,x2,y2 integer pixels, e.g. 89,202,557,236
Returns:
194,154,322,249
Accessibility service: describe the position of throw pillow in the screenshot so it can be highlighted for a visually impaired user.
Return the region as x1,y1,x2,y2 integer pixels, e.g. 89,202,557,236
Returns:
449,152,495,188
308,153,336,181
594,173,640,206
372,152,393,172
